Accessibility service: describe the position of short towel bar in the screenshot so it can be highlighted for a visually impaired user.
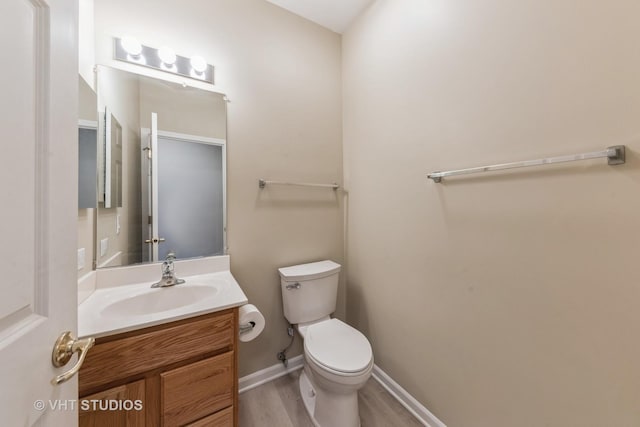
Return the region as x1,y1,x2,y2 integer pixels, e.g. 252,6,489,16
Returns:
259,179,339,190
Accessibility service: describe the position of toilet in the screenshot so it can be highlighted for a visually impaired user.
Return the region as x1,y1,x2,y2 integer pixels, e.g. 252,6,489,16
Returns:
279,260,373,427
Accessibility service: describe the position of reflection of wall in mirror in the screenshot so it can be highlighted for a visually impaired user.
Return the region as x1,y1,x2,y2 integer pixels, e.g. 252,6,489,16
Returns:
138,78,226,139
79,76,97,122
96,67,142,267
78,76,97,278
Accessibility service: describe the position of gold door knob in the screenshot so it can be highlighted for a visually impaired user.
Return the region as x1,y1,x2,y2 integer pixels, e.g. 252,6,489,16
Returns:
50,331,95,385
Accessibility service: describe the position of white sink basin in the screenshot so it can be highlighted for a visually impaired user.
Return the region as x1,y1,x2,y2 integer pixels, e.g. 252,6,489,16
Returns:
78,271,248,339
101,285,219,317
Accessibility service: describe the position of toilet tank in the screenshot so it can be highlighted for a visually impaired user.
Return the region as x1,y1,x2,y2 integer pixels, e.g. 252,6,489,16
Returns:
279,260,341,324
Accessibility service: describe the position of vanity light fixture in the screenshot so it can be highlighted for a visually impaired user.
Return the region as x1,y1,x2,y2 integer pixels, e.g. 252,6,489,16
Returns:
158,46,177,66
120,36,142,57
190,55,207,74
113,37,214,84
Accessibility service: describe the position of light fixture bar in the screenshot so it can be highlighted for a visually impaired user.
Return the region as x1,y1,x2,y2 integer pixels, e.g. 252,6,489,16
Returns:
113,37,214,84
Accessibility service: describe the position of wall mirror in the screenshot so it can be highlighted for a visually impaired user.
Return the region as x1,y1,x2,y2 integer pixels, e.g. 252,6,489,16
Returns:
94,65,227,269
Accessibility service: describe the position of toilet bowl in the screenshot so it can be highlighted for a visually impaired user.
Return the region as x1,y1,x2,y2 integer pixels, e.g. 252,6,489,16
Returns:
299,318,373,427
279,261,373,427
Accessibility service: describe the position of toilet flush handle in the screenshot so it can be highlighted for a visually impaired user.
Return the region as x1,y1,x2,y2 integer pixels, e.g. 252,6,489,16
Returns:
286,282,301,290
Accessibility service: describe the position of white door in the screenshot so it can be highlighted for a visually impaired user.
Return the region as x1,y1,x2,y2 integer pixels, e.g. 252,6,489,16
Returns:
141,127,153,262
150,112,160,261
0,0,82,426
140,113,161,262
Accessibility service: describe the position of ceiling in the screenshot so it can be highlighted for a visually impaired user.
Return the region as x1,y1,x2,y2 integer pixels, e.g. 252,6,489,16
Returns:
265,0,374,34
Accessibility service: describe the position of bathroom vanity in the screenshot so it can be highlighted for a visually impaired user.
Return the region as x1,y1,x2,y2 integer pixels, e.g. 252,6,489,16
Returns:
79,309,237,426
77,256,247,427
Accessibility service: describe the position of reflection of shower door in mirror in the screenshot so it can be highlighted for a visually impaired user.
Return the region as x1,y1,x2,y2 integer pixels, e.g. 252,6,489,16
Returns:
141,112,226,262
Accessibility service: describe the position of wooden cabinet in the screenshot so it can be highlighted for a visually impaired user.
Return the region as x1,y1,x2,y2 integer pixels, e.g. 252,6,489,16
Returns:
79,308,238,427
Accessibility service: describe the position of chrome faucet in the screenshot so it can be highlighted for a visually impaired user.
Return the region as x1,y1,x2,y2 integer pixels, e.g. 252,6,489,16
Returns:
151,252,186,288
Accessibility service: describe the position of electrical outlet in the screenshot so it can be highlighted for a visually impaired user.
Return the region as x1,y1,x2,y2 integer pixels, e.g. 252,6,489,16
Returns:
77,248,85,271
100,238,109,257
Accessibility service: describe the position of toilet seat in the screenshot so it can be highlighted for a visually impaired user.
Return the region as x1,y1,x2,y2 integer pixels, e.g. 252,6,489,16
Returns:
304,319,372,374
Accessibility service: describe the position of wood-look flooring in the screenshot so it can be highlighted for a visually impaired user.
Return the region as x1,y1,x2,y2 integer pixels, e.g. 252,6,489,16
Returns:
238,369,424,427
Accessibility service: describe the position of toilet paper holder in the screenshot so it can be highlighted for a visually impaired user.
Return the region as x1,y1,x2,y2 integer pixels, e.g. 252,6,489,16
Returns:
239,321,256,335
238,304,265,343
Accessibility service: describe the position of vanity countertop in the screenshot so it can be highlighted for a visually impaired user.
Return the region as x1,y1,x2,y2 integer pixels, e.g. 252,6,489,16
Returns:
78,270,248,339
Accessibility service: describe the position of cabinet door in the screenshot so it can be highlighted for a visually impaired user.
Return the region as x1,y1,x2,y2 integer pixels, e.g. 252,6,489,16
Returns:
79,379,146,427
185,407,233,427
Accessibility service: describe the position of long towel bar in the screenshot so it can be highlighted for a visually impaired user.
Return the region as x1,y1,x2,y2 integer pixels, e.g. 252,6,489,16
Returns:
427,145,625,183
259,179,339,190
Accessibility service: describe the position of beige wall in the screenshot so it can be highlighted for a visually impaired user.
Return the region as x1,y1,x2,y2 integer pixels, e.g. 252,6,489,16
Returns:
343,1,640,426
78,0,95,89
96,66,142,267
78,76,97,122
94,0,343,375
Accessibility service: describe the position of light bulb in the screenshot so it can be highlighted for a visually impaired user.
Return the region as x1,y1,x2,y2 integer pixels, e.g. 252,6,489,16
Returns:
158,46,176,65
190,55,207,73
121,36,142,57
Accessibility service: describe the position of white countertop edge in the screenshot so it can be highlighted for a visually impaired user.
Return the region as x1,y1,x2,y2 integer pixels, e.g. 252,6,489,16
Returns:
79,297,248,339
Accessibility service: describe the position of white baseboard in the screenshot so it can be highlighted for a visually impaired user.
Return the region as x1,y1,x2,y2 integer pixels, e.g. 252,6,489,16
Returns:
372,365,446,427
238,357,445,427
239,355,304,394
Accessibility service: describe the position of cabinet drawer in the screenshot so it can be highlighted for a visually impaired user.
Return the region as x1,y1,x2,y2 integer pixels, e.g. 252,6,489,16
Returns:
80,311,234,395
185,407,233,427
161,352,233,427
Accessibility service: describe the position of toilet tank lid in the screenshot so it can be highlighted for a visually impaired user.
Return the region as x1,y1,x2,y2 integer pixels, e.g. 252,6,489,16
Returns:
278,260,341,281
